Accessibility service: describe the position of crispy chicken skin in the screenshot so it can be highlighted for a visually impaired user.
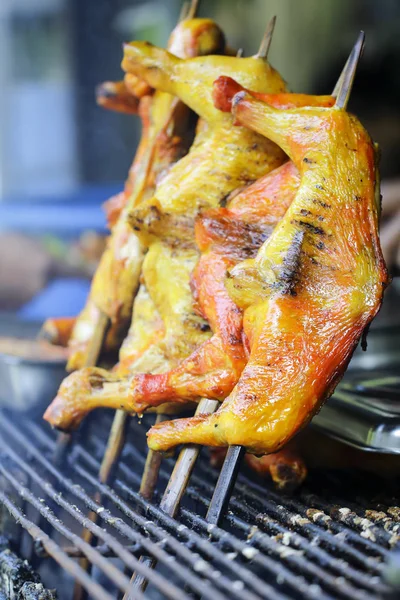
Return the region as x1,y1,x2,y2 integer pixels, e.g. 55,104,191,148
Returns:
146,79,388,454
124,96,334,411
122,45,287,224
44,49,291,431
43,92,336,430
65,18,225,371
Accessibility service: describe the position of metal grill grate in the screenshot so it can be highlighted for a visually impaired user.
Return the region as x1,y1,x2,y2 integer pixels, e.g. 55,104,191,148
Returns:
0,408,399,600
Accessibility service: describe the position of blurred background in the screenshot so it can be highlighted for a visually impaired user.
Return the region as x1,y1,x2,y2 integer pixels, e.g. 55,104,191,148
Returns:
0,0,399,324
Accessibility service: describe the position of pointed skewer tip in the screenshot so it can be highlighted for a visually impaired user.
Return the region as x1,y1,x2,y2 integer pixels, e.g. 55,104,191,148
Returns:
179,1,190,22
255,15,277,60
334,31,365,110
187,0,200,20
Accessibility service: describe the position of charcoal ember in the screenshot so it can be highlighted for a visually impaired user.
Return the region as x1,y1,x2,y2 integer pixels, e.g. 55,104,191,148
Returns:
0,547,39,599
18,583,57,600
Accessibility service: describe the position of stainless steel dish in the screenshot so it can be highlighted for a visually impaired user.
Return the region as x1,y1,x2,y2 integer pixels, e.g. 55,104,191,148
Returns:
313,371,400,454
0,352,67,415
313,281,400,453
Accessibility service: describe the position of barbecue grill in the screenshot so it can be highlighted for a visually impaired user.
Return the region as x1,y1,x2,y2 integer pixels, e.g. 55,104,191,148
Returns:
1,10,400,600
0,387,399,600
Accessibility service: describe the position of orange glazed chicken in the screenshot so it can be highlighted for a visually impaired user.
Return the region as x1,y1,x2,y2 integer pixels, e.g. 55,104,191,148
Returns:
43,17,226,371
43,95,331,430
146,78,388,454
44,42,294,430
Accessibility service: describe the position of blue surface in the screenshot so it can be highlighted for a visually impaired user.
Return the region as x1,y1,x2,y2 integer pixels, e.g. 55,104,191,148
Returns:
0,184,122,237
19,278,91,320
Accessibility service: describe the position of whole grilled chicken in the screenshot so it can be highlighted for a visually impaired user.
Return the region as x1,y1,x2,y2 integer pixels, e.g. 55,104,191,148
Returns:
123,94,334,411
44,47,291,430
45,18,226,372
146,79,388,454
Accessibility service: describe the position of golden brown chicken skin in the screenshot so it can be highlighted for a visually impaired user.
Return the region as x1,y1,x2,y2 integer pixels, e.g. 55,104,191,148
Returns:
147,79,388,454
44,49,291,431
65,18,225,371
43,100,329,430
122,45,287,226
125,94,334,412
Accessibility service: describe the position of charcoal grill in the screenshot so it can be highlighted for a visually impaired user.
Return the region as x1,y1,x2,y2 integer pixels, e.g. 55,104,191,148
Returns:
0,394,399,600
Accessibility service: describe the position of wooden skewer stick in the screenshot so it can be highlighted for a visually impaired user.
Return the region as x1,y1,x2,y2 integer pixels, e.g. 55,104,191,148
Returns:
332,56,350,99
125,41,248,596
204,31,367,530
71,311,111,600
159,398,220,516
126,0,206,512
179,1,190,22
128,398,220,595
334,31,365,110
255,15,276,60
139,413,171,499
85,310,111,368
54,311,110,462
205,445,245,524
186,0,200,20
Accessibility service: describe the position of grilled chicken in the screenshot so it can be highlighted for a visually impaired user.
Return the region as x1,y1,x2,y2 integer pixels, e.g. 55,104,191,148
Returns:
39,316,77,348
96,80,144,115
44,48,291,431
124,96,334,412
64,18,226,371
147,79,388,454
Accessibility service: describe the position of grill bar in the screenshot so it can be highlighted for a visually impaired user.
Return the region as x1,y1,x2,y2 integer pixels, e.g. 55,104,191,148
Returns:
0,417,269,600
84,440,393,599
0,452,158,600
206,445,245,525
76,438,390,598
0,492,113,600
0,409,398,600
75,470,285,600
77,419,397,591
64,421,395,598
0,428,227,600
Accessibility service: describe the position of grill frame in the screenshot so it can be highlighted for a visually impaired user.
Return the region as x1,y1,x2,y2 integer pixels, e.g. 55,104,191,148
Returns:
0,408,398,600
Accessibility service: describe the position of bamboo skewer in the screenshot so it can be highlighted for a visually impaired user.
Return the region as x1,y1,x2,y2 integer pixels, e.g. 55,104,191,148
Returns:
179,1,190,22
255,16,276,60
334,31,364,110
54,311,110,465
89,0,205,519
186,0,200,20
70,311,110,600
139,413,170,499
128,398,220,595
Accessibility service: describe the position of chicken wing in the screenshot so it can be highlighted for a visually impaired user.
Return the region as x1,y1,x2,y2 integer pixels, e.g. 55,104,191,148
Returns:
147,80,388,454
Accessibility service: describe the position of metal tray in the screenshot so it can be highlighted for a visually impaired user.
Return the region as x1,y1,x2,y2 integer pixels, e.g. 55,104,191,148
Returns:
313,371,400,454
0,352,67,415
